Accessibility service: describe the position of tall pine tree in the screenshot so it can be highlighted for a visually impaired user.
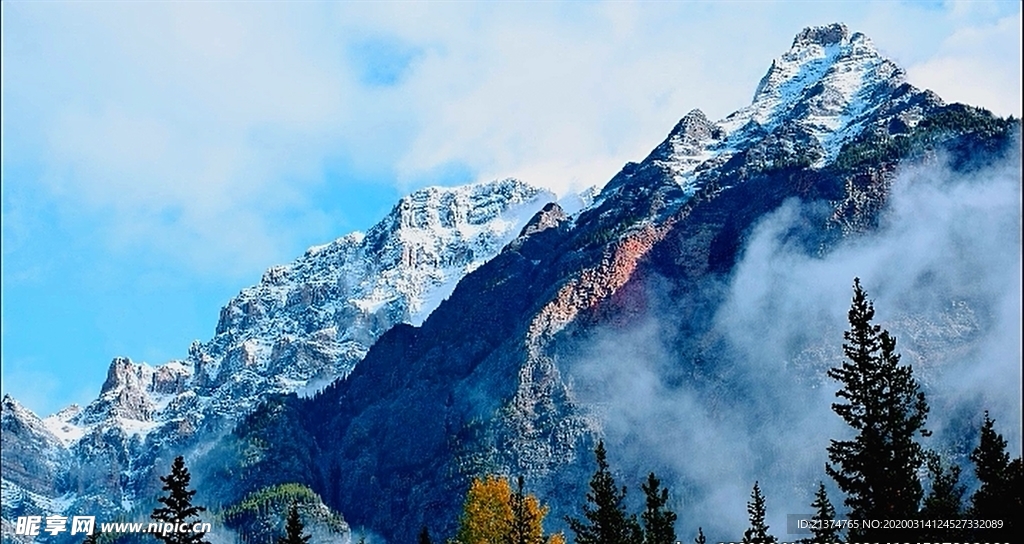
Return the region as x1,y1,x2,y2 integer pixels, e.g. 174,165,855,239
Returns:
969,411,1010,517
920,452,965,541
566,441,642,544
151,456,210,544
506,476,539,544
968,412,1023,540
640,473,676,544
826,278,929,539
418,526,433,544
741,482,776,544
801,483,838,543
921,452,965,518
694,527,705,544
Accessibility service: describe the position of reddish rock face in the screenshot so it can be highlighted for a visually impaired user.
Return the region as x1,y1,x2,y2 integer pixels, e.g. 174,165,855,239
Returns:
529,224,667,343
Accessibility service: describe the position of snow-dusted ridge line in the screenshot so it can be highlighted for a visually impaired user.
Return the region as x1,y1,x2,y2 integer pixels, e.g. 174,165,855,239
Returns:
650,22,913,194
19,177,561,448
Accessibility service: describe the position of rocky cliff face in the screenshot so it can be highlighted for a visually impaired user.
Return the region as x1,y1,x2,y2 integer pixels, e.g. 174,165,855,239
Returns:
1,397,72,500
3,22,1019,544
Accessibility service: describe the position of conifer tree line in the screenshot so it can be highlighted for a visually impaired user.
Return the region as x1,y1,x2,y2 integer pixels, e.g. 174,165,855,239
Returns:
140,278,1021,544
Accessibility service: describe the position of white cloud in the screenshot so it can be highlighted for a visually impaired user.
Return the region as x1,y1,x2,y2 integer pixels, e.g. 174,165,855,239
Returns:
4,1,1020,280
5,3,354,275
907,13,1022,116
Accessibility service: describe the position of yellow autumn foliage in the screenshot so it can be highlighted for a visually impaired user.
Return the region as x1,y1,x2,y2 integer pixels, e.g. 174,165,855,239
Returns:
456,476,512,544
454,475,564,544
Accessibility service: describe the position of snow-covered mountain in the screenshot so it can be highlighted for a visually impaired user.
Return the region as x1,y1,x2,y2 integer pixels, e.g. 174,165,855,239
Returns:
188,177,558,404
2,23,1019,544
90,178,554,424
607,23,927,206
2,177,562,535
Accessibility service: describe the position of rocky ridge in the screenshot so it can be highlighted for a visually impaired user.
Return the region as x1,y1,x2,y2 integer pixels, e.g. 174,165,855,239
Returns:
1,178,561,537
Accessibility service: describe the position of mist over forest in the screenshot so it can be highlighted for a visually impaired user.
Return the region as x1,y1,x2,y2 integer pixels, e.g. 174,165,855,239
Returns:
565,142,1022,539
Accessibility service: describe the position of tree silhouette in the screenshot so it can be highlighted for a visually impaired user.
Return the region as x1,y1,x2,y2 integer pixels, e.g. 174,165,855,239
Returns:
278,503,310,544
968,412,1023,540
506,476,539,544
694,527,706,544
826,278,929,538
801,482,838,543
566,441,642,544
151,456,210,544
640,473,676,544
418,526,432,544
920,452,965,540
742,482,776,544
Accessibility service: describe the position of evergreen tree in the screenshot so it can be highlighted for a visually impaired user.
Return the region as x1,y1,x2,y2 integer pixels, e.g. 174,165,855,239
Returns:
278,503,310,544
920,452,965,541
694,527,705,544
826,278,929,538
83,529,101,544
968,412,1023,540
741,482,776,544
151,456,210,544
566,441,643,544
506,476,539,544
969,411,1009,516
640,473,676,544
921,452,965,518
1006,458,1024,534
418,526,432,544
802,482,838,543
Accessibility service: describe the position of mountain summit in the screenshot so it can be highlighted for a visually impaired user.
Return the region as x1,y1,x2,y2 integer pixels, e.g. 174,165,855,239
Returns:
2,23,1018,544
736,23,906,158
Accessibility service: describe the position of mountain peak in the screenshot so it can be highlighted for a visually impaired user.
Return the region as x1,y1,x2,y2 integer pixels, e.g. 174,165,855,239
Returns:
642,109,721,174
191,176,556,405
748,22,897,110
669,109,718,142
623,23,929,200
1,393,26,416
792,23,850,48
713,23,907,163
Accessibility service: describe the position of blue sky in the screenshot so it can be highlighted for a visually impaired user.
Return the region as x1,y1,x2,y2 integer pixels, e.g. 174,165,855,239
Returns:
2,1,1021,417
